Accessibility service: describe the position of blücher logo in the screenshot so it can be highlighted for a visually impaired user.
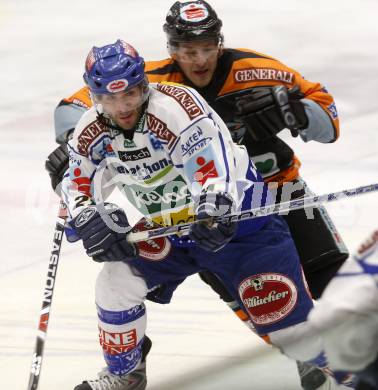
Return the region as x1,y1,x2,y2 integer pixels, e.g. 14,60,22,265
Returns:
106,79,128,93
238,273,298,325
118,147,151,162
75,207,97,227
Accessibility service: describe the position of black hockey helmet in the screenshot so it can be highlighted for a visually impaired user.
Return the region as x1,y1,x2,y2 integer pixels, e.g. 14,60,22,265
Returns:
163,1,223,46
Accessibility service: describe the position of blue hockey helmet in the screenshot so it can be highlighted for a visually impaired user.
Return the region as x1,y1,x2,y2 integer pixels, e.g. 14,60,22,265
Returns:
83,40,146,95
163,1,223,46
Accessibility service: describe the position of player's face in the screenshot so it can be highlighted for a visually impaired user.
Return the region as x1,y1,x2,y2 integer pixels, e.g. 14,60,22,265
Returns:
172,40,221,88
95,85,145,130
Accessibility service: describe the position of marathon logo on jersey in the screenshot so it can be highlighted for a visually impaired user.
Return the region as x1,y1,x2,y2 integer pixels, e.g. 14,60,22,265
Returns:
77,120,107,155
181,126,211,157
106,79,129,93
133,220,172,261
234,68,295,84
327,102,338,120
157,84,203,120
147,113,178,151
99,327,137,355
118,147,151,162
180,3,209,22
116,157,173,181
238,273,298,326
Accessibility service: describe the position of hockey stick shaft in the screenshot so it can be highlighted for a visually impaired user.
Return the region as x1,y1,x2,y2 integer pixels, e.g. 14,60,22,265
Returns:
127,183,378,243
27,201,67,390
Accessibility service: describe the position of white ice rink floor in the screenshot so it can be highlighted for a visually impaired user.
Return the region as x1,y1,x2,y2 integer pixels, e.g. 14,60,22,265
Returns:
1,1,377,389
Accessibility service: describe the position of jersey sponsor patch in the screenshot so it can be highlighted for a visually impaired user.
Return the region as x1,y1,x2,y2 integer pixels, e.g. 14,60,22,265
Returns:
181,126,211,157
99,327,137,355
77,120,107,155
234,68,294,84
147,113,178,151
133,220,172,261
71,167,92,197
118,147,151,162
238,273,298,326
184,144,223,186
157,84,203,120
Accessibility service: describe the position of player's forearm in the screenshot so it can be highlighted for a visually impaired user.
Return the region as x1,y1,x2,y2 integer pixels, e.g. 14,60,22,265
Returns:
298,99,337,143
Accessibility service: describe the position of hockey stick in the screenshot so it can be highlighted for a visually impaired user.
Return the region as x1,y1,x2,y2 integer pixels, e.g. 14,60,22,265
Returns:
127,183,378,243
27,201,67,390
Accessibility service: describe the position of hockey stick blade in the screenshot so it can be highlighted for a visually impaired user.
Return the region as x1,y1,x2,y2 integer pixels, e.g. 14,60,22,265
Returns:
127,183,378,243
27,201,67,390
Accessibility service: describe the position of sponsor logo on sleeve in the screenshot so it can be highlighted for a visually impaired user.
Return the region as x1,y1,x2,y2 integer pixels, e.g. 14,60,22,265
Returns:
234,68,295,84
157,84,203,120
184,144,223,185
238,273,298,326
327,102,338,120
193,156,219,185
181,126,211,157
77,120,108,155
146,113,178,151
118,147,151,162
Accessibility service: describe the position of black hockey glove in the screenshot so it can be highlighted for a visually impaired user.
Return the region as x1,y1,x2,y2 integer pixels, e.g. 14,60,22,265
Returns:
45,143,69,191
71,205,138,262
235,85,309,142
189,192,237,252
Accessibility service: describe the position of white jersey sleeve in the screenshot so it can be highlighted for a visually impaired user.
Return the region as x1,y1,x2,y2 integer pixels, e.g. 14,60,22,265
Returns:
60,107,115,220
308,230,378,371
150,83,252,209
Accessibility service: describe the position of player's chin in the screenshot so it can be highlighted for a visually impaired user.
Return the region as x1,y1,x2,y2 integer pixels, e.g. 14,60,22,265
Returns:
116,113,138,129
192,74,212,87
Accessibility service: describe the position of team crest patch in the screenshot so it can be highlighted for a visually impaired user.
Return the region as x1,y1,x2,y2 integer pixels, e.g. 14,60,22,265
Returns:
133,220,172,261
238,273,298,326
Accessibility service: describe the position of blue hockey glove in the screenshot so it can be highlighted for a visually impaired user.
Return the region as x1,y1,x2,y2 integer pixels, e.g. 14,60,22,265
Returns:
189,192,237,252
71,205,138,262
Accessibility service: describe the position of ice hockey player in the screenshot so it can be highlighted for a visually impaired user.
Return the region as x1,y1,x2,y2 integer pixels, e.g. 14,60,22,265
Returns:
307,230,378,390
61,39,349,390
45,1,351,388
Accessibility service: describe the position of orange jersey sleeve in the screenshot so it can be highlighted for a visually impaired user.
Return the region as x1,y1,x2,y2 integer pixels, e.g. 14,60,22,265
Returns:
218,48,339,140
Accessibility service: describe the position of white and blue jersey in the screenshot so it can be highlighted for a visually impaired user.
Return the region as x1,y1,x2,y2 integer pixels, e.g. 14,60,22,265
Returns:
61,82,269,237
61,82,313,377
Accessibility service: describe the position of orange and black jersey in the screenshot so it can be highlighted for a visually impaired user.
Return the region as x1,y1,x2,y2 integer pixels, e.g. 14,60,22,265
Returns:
145,48,339,184
55,48,339,184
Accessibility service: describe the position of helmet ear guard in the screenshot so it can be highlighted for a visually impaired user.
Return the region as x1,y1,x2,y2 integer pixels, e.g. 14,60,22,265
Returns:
163,0,223,46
